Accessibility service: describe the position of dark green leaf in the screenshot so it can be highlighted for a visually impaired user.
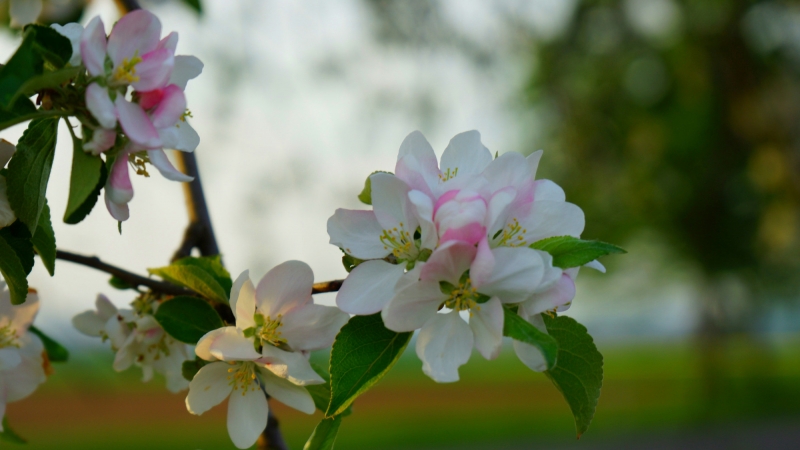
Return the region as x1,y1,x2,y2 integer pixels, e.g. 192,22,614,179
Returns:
8,66,80,109
31,200,55,275
530,236,626,269
154,296,225,344
0,220,33,275
303,416,342,450
181,0,203,14
0,236,28,305
148,265,228,304
64,132,106,224
341,253,364,273
108,276,133,290
356,171,391,205
326,313,411,417
0,96,37,131
6,118,58,233
181,358,209,381
503,306,558,371
542,314,604,438
29,325,68,362
0,417,26,443
172,256,232,298
26,24,72,69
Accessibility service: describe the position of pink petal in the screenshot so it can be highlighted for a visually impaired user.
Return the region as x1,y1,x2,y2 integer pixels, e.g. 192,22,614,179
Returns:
80,16,107,77
149,84,185,129
106,153,133,204
394,130,440,197
131,48,174,92
85,83,116,129
157,31,178,52
115,97,161,149
440,222,486,245
469,236,495,287
147,149,193,182
104,193,129,221
419,241,476,284
136,88,164,111
107,10,162,67
83,128,116,155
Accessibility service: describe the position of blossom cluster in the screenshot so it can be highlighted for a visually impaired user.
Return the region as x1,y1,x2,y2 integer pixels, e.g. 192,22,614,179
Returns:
53,10,203,221
329,130,604,381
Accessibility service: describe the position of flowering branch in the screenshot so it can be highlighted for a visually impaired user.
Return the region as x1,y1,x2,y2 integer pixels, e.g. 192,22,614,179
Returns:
55,250,192,296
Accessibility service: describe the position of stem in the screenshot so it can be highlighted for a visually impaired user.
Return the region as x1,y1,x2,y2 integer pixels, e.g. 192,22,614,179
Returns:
55,250,192,296
172,152,220,261
312,279,344,294
0,109,72,133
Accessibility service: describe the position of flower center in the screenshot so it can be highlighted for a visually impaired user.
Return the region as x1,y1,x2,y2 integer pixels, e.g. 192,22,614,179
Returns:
439,167,459,182
441,277,481,312
0,323,19,349
253,313,287,348
495,218,527,247
227,361,260,394
113,55,143,84
380,222,419,261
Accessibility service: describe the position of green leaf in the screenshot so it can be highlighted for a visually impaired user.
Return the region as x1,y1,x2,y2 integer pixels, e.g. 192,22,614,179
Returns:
503,306,558,371
148,265,228,304
154,296,225,344
181,358,209,381
0,220,34,275
108,276,133,290
181,0,203,14
341,253,364,273
29,325,68,362
31,200,56,275
172,256,232,298
303,416,342,450
0,417,26,444
8,66,81,109
356,171,391,205
542,314,604,438
6,118,58,233
0,236,28,304
0,96,37,131
530,236,626,269
64,132,106,224
326,313,412,417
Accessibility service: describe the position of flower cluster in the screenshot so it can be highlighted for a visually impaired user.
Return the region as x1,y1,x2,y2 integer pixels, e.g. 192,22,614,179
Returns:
0,284,47,431
186,261,348,449
73,293,191,392
329,130,603,381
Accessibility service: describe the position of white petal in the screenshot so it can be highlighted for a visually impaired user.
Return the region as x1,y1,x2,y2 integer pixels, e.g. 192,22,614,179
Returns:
336,260,405,315
208,327,261,361
6,289,39,332
440,130,492,180
327,209,387,259
195,327,228,361
476,247,545,304
281,304,348,351
227,378,268,449
469,297,503,360
255,260,313,318
512,312,549,372
419,241,476,284
520,201,585,243
51,22,84,66
71,310,107,337
0,140,15,167
371,172,418,232
186,361,234,415
170,55,204,90
147,150,193,182
394,130,439,197
4,335,45,402
85,83,117,130
96,294,118,319
533,250,563,294
482,152,533,195
112,333,136,371
260,345,324,386
394,261,424,292
160,119,200,153
584,260,606,273
533,179,566,202
0,348,21,370
9,0,41,27
522,273,576,316
416,310,473,383
230,271,256,330
382,280,446,332
0,176,17,228
527,150,543,180
408,189,437,250
259,369,315,414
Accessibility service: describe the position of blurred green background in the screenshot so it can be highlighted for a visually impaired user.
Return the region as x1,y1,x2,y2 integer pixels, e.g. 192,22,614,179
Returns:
5,0,800,448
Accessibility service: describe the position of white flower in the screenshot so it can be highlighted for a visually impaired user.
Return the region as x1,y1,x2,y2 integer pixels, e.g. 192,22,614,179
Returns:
8,0,42,28
186,261,348,449
72,294,191,393
0,283,46,431
51,22,83,67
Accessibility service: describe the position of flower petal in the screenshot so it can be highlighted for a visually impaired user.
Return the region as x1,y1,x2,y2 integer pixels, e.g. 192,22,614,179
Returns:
416,310,473,383
186,361,233,415
80,16,107,77
255,260,313,318
371,172,418,233
147,149,193,182
157,31,178,52
520,201,585,243
395,130,439,197
208,327,261,361
86,83,117,130
4,334,45,402
51,22,84,66
104,194,129,221
149,84,185,129
259,345,325,386
84,128,117,155
512,312,549,372
195,327,228,361
419,241,476,284
584,260,606,273
469,297,503,360
170,55,204,90
439,130,492,181
131,48,175,92
327,209,387,259
533,179,566,202
527,150,543,179
115,97,161,148
521,273,576,316
230,271,257,330
227,378,268,449
107,10,162,67
260,369,316,414
281,304,348,351
475,247,545,304
9,0,41,27
482,152,533,195
336,260,405,315
382,280,445,332
408,189,437,250
0,348,21,371
105,153,133,204
160,119,200,152
470,237,495,287
72,310,107,337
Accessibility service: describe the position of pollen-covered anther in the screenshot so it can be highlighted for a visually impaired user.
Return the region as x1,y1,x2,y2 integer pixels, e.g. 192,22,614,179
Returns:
379,224,418,260
0,323,19,349
113,55,143,84
497,218,527,247
443,278,481,312
227,362,259,393
439,167,459,182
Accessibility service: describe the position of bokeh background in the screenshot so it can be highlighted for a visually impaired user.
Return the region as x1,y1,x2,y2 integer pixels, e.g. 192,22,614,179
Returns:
2,0,800,448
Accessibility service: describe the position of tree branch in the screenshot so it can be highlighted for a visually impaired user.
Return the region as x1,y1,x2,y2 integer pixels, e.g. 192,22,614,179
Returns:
55,250,192,296
312,279,344,294
172,152,220,260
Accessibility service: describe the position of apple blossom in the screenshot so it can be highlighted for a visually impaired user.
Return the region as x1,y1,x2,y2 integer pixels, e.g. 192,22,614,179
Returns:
72,294,191,393
51,22,83,66
187,261,348,449
0,284,46,431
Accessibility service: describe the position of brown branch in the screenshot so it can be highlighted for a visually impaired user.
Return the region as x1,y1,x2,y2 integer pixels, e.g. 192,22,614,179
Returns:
55,250,193,296
312,280,344,294
172,152,220,261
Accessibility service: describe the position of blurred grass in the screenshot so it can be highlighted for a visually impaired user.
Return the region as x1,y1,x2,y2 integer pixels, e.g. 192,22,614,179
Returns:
6,334,800,449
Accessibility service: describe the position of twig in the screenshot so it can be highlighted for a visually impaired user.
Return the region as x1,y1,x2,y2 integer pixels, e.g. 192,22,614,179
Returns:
172,152,220,260
55,250,192,296
312,279,344,294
